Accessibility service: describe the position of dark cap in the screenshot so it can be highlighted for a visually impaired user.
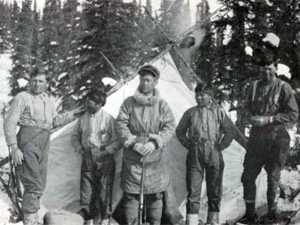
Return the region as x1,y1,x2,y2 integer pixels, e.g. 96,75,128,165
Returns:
138,65,160,79
195,83,214,96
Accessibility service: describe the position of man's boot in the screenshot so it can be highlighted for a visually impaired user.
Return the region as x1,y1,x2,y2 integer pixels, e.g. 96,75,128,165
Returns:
206,211,219,225
23,213,37,225
186,214,198,225
236,202,257,224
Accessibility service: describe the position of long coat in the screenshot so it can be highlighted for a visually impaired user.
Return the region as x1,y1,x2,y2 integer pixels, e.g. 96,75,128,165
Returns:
116,89,175,194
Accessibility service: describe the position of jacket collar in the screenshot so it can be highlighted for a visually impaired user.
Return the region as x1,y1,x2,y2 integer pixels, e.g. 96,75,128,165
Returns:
197,101,216,110
133,88,160,106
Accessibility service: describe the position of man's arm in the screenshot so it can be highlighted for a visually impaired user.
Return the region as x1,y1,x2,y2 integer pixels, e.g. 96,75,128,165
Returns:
241,83,254,124
104,116,123,155
216,108,236,151
176,109,192,149
273,83,299,124
3,94,26,164
71,118,84,154
116,98,136,146
149,101,176,149
4,94,26,146
53,106,85,128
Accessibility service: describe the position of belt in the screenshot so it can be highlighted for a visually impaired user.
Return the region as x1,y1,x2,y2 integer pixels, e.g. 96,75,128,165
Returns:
198,138,216,146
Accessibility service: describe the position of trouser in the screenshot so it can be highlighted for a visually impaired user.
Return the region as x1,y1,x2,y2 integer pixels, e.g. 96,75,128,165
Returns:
16,126,50,214
80,149,115,220
186,142,224,214
124,192,163,225
241,125,290,213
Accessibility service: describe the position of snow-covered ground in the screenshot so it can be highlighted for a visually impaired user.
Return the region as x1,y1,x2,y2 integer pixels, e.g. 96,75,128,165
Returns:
0,53,12,137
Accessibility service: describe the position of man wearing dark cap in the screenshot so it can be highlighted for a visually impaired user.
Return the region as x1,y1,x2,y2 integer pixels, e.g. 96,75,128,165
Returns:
176,83,235,225
116,64,176,225
237,55,299,224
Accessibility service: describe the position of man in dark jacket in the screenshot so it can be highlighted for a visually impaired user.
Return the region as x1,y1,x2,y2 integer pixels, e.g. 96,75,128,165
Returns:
176,83,235,225
237,56,299,224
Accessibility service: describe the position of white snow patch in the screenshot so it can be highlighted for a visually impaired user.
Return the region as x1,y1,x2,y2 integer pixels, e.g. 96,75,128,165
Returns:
58,72,68,81
50,41,58,46
102,77,117,86
245,46,253,56
238,1,246,7
0,198,10,224
263,33,280,48
222,25,232,46
17,78,29,88
71,95,79,100
80,86,86,91
277,63,291,79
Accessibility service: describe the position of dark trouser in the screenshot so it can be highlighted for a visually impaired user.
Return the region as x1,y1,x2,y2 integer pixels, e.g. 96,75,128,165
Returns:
241,125,290,214
124,192,163,225
80,149,115,220
186,142,224,214
17,126,50,214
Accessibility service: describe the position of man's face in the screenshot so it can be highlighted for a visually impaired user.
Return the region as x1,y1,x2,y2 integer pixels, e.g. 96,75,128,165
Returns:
139,74,158,95
195,91,211,107
85,98,102,114
30,75,48,95
261,63,277,82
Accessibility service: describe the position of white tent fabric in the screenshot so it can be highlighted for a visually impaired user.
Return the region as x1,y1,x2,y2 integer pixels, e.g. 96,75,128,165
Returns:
41,52,268,223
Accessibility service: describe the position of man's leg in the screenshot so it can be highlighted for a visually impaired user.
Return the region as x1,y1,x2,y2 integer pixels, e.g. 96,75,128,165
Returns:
205,148,224,225
186,147,204,225
124,193,139,225
17,128,50,225
146,192,163,225
238,131,265,223
264,126,290,220
97,156,115,224
79,150,95,221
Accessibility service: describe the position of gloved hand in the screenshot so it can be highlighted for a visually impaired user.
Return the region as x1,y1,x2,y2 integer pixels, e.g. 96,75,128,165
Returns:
250,116,273,127
140,142,156,156
132,143,144,155
10,144,23,165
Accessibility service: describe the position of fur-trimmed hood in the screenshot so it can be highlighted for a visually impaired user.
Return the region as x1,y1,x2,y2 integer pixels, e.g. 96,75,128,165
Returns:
133,88,160,106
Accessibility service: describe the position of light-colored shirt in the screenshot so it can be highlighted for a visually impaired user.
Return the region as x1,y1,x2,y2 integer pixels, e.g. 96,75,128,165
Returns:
71,109,122,155
4,91,73,146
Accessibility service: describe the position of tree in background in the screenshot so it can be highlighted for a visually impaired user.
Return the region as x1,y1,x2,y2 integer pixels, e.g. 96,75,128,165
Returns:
9,0,33,96
70,0,142,103
0,1,11,52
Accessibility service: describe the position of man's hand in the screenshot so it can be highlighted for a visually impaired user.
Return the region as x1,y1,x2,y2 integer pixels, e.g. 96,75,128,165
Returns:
10,144,23,165
124,136,137,148
98,150,109,161
71,105,85,117
132,143,144,155
140,142,156,156
250,116,273,127
214,142,222,151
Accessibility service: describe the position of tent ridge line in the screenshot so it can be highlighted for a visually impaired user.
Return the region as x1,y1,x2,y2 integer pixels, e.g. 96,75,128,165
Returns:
107,47,171,96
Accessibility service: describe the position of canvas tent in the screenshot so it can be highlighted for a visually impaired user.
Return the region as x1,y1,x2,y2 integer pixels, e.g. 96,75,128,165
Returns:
37,52,268,224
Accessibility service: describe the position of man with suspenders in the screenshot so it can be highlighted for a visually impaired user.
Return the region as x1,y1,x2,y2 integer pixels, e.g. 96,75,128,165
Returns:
237,55,299,224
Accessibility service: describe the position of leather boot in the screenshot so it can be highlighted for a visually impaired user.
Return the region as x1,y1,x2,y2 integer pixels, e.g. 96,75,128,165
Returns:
236,202,257,224
23,213,37,225
206,211,219,225
186,214,198,225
